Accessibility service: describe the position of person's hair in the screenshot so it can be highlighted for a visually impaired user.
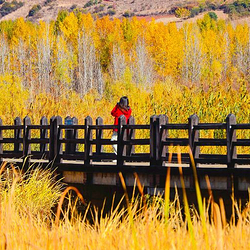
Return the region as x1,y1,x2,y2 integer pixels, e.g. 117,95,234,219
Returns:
119,96,129,109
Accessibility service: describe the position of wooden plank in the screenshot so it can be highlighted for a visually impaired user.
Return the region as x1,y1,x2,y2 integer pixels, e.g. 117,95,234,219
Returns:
195,139,227,146
59,125,86,129
122,139,150,145
233,159,250,165
2,138,22,143
195,158,227,164
162,138,189,146
232,124,250,130
0,125,23,130
89,125,117,130
161,124,189,129
27,138,49,144
194,123,226,130
233,140,250,146
90,139,119,145
60,138,86,144
123,124,150,129
0,152,23,158
28,125,50,129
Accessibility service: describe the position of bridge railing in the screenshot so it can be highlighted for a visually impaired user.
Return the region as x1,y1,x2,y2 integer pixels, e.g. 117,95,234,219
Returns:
0,114,250,168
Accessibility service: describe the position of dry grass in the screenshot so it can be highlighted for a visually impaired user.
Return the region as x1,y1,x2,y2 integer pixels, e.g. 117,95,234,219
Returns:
0,161,250,249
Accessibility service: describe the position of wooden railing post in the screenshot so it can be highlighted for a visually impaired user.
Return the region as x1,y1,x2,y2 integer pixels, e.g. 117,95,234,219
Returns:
49,116,55,161
72,117,78,153
226,114,237,168
0,118,2,163
150,115,157,166
84,116,92,165
40,116,48,154
127,116,135,156
158,114,168,165
117,115,126,166
54,116,62,163
188,114,200,164
23,116,31,169
14,117,22,153
65,116,73,154
23,116,31,157
96,117,103,156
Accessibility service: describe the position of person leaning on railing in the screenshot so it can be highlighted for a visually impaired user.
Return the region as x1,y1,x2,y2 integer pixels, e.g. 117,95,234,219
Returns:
111,96,132,155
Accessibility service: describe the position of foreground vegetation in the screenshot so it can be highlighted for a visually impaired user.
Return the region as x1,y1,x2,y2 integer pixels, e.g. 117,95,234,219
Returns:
1,162,250,249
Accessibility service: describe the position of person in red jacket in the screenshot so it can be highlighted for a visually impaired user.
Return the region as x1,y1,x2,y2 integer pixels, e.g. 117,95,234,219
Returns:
111,96,132,155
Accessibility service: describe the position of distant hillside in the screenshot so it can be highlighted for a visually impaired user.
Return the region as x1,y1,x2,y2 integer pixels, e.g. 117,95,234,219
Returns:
0,0,249,23
0,0,191,22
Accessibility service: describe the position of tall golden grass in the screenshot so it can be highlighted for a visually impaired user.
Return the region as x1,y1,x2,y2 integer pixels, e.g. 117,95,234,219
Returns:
0,161,250,249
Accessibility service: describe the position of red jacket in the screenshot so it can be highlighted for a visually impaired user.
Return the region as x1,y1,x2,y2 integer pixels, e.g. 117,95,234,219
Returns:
111,104,132,131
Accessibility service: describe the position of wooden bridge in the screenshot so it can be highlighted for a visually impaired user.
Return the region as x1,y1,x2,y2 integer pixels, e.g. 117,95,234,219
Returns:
0,114,250,193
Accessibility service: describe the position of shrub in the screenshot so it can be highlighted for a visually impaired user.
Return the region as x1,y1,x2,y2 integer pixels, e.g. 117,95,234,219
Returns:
107,9,116,16
208,11,218,20
28,4,41,17
70,4,77,10
175,7,191,19
123,11,133,17
0,1,24,17
0,164,63,218
94,5,104,13
0,0,5,4
84,0,94,8
190,7,201,17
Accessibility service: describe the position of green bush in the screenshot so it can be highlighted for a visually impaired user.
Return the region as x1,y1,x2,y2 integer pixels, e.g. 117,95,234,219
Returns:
28,4,41,17
208,11,218,20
